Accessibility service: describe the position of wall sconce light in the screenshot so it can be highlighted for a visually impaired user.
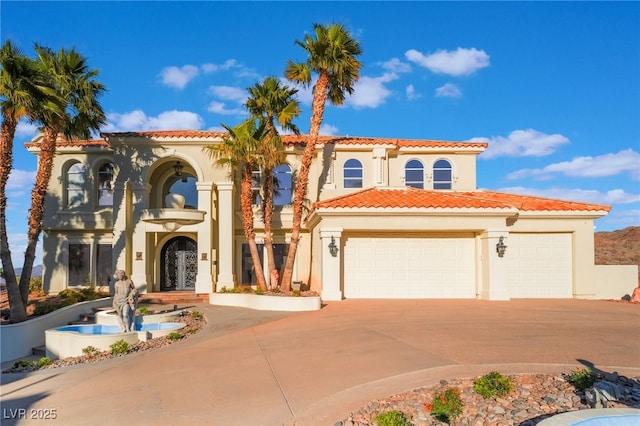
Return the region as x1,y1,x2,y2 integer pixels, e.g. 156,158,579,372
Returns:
328,236,339,257
173,160,183,177
135,251,143,261
496,236,507,258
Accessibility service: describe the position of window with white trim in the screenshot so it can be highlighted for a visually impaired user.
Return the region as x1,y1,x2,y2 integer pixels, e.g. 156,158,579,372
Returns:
343,158,363,188
404,159,424,189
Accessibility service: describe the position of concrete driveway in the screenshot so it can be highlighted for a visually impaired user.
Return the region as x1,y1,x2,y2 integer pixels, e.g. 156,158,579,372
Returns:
1,299,639,425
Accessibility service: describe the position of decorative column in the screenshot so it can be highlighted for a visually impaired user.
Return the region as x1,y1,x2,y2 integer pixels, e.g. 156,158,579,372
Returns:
216,181,235,290
479,229,510,300
322,151,336,189
195,182,214,294
372,147,386,186
320,228,343,301
130,181,151,292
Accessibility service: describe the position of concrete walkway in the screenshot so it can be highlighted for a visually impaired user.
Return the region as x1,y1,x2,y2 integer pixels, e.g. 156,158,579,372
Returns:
1,299,639,425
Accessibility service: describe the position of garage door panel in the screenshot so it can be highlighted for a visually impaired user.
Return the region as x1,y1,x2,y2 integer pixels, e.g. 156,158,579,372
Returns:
344,236,475,299
507,233,572,298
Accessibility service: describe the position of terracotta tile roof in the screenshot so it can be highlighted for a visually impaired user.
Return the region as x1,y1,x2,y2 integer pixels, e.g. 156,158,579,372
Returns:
459,190,611,212
25,138,109,148
313,187,610,212
100,130,227,139
281,134,487,149
314,187,513,210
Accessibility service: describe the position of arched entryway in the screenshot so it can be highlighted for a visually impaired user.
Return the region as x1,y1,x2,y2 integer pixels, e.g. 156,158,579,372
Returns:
161,236,197,291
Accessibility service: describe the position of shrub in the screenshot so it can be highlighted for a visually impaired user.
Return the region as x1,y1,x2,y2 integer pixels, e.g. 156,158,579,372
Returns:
82,346,101,358
473,371,513,399
425,387,464,424
374,410,412,426
110,339,129,356
13,359,32,368
35,357,52,368
292,289,302,297
254,287,264,295
166,332,182,341
191,310,203,320
568,367,597,390
138,306,149,316
29,276,44,295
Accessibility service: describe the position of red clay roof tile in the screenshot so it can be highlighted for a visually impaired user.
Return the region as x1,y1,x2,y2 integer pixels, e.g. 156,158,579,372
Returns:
313,187,610,212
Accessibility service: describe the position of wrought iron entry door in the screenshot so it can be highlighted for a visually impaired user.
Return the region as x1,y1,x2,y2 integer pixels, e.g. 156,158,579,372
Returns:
161,237,197,290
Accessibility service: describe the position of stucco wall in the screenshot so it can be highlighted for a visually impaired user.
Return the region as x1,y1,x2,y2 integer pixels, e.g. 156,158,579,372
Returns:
594,265,639,300
0,298,111,362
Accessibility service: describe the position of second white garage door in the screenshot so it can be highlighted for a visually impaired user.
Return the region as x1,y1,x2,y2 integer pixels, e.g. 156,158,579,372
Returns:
507,233,573,298
343,235,476,298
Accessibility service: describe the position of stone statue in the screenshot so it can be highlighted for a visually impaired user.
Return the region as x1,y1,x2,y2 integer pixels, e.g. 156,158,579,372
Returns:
113,270,138,332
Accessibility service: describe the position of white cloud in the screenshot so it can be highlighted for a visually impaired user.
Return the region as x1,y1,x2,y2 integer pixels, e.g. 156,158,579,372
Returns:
7,169,36,190
507,149,640,180
497,186,640,205
435,83,462,98
405,47,490,76
381,58,412,73
209,85,247,102
104,110,205,131
201,59,238,73
207,101,246,116
474,129,570,159
16,121,39,138
406,84,421,100
346,73,398,109
320,124,339,136
160,65,200,89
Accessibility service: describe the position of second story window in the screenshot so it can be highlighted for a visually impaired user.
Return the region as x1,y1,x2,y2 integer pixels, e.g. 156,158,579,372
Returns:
97,162,114,206
251,165,262,205
67,162,86,207
343,159,363,188
433,159,452,190
273,164,292,206
404,159,424,189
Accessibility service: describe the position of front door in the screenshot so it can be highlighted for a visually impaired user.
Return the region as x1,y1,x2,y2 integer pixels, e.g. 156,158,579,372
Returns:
161,237,197,291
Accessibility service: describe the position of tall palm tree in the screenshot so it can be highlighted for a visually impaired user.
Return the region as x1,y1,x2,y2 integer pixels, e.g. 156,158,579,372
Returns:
245,77,300,288
206,120,269,291
16,45,105,318
282,23,363,290
0,41,62,322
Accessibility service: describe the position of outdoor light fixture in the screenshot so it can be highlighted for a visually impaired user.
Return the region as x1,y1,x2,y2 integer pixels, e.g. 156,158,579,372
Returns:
496,236,507,258
173,160,183,177
328,236,339,257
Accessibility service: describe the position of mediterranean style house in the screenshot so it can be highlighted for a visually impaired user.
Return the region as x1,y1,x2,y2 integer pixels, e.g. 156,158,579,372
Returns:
26,130,636,301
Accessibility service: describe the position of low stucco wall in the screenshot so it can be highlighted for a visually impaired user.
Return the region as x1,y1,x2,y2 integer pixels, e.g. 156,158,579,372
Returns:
594,265,639,300
209,292,321,311
0,298,111,362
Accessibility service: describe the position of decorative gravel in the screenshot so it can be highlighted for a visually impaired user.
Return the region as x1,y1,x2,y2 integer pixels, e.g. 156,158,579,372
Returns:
338,372,640,426
2,310,206,373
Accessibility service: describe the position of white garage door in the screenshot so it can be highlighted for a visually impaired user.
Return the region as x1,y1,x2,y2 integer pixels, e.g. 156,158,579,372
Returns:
344,236,476,298
507,233,572,298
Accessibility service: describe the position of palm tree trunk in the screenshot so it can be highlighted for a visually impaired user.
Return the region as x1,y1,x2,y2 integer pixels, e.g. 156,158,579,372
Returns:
241,164,267,291
19,126,59,306
262,168,277,288
281,72,329,291
0,114,27,322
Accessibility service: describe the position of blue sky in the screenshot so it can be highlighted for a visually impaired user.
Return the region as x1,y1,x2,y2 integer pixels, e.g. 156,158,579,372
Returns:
2,1,639,267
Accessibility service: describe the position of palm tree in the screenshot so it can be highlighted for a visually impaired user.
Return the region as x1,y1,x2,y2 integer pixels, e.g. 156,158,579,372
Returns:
282,23,363,290
206,120,269,291
13,45,104,321
245,77,300,288
0,41,63,322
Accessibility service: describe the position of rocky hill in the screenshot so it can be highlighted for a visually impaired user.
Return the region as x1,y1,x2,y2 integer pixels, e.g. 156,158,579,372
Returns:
595,226,640,282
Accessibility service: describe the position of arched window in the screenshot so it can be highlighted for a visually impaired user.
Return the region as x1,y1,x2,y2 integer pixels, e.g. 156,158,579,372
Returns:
404,159,424,189
273,164,292,206
343,159,363,188
433,159,452,190
97,162,114,206
66,162,86,207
